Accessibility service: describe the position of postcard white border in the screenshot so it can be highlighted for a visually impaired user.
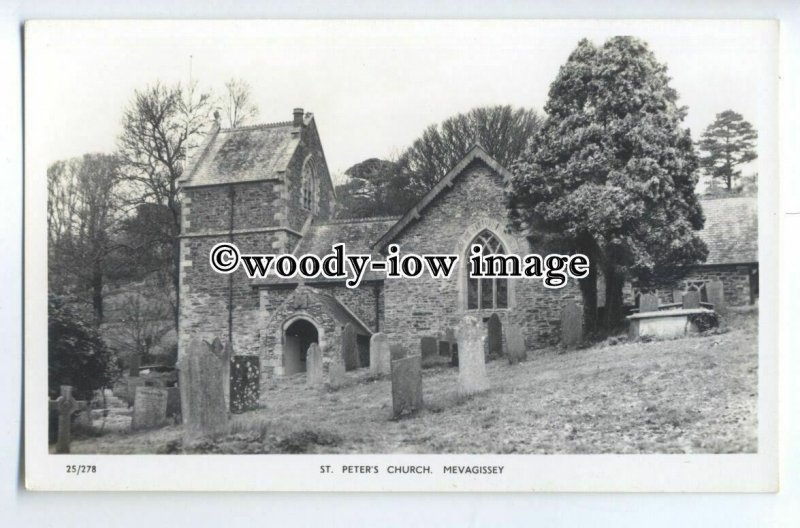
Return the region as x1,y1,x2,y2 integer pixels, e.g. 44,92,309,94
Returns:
23,19,779,493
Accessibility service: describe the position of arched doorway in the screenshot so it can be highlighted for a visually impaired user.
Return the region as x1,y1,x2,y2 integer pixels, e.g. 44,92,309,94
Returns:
283,318,319,375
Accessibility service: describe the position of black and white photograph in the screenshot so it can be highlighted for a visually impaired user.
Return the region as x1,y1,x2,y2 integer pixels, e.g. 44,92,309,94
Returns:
23,19,779,492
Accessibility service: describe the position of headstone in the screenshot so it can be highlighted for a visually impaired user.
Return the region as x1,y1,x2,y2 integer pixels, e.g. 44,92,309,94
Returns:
639,293,659,313
456,316,489,397
230,355,260,413
369,333,391,376
450,343,459,367
166,387,181,418
328,351,347,389
390,344,408,361
420,336,437,359
221,341,232,410
673,289,684,304
306,343,324,386
438,340,451,357
131,386,168,430
706,279,726,313
560,301,583,348
48,385,88,454
341,323,359,371
505,323,527,365
487,313,503,358
683,290,701,309
390,354,423,417
128,352,141,377
179,337,228,440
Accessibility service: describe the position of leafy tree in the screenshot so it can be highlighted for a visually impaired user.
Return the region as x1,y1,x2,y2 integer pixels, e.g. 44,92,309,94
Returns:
48,295,119,401
47,153,123,325
335,158,417,217
220,78,259,129
697,110,757,190
117,81,215,325
400,105,541,196
509,37,707,333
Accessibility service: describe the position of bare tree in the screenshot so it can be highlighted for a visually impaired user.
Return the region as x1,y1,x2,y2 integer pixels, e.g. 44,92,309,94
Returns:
47,154,122,324
221,78,259,128
117,81,215,325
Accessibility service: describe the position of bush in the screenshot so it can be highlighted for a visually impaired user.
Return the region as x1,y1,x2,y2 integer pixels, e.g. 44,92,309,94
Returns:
689,311,721,333
49,295,119,401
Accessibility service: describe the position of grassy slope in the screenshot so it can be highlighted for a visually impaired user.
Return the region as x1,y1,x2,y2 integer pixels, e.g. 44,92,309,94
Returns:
67,309,758,454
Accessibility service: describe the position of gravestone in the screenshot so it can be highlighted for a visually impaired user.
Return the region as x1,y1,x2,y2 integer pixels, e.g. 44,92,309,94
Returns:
222,341,233,410
306,343,324,386
230,355,260,413
49,385,88,454
505,323,527,365
390,344,408,361
673,289,684,304
166,387,181,419
420,336,437,359
487,313,503,358
438,340,451,358
683,290,701,309
369,333,391,376
390,354,423,417
445,327,456,343
639,293,659,313
706,279,726,313
560,301,583,348
456,315,490,397
179,337,228,440
341,323,359,371
450,343,459,367
131,386,168,431
328,350,347,389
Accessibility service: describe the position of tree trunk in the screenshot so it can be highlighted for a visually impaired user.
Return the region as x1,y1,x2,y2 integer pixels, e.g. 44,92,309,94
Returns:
91,258,104,326
578,252,598,337
602,263,625,331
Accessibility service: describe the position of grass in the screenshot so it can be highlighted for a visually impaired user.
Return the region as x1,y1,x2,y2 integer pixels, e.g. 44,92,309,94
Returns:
64,307,758,454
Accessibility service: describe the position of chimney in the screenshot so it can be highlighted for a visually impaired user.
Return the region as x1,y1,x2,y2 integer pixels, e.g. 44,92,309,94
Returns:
293,108,304,127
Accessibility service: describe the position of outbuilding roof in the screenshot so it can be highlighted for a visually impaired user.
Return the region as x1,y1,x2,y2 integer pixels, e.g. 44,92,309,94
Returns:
697,196,758,265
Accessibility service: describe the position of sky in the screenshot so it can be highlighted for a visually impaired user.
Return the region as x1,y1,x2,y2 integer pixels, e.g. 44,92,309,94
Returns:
26,20,776,181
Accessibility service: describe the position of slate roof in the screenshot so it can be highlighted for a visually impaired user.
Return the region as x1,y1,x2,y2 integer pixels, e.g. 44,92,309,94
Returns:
697,196,758,265
180,121,299,188
251,216,400,287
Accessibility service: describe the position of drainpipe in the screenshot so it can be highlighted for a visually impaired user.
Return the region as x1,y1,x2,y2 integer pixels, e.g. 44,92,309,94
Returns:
228,185,235,345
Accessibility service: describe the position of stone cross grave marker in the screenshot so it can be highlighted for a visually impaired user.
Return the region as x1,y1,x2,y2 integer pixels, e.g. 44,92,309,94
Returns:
560,301,583,349
306,343,325,387
456,315,490,397
639,293,660,313
179,337,228,440
341,323,359,371
230,355,260,413
706,279,726,314
370,333,391,376
390,354,423,418
49,385,88,454
131,386,168,431
487,313,503,359
683,290,701,309
505,323,527,365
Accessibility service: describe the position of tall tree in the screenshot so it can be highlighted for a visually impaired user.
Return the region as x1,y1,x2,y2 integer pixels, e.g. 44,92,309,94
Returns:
697,109,758,190
47,153,122,325
400,105,541,196
509,37,707,333
117,81,214,325
335,157,417,218
220,78,259,129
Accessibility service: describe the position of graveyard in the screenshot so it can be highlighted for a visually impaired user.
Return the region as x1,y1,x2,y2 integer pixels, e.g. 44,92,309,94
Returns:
57,306,757,455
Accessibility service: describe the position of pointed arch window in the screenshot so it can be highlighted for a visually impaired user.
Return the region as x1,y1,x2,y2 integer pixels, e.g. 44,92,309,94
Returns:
466,230,508,310
301,158,317,212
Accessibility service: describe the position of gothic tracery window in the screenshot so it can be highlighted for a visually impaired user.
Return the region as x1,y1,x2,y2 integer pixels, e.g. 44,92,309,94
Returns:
466,230,508,310
301,158,317,212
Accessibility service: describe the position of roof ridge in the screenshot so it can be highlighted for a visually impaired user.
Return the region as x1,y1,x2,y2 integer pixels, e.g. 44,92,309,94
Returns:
219,120,294,132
